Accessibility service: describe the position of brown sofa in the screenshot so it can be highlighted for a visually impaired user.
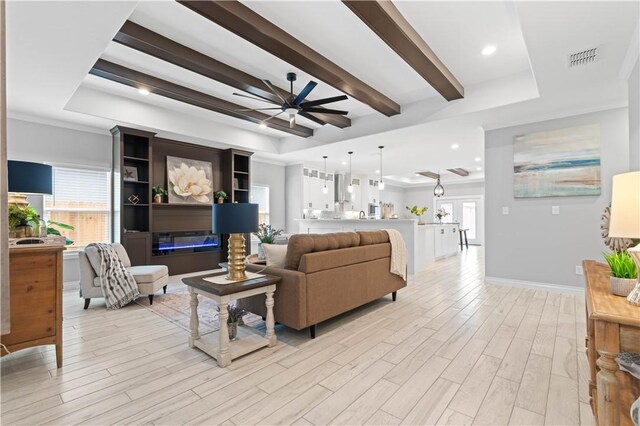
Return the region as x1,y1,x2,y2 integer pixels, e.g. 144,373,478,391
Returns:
241,231,407,338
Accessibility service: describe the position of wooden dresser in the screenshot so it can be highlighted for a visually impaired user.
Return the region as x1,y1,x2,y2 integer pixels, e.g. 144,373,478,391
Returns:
583,260,640,426
1,245,64,368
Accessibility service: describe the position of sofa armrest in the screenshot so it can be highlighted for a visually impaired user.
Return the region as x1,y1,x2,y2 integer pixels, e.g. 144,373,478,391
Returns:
239,264,308,330
78,251,98,293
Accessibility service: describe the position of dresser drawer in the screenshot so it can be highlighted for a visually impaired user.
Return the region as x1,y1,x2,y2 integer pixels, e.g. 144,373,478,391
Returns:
3,253,58,346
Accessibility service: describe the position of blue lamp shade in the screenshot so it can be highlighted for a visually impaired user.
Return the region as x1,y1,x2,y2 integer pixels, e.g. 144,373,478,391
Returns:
212,203,259,234
8,160,53,195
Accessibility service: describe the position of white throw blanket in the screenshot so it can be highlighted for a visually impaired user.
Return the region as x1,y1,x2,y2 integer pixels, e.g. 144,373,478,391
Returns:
87,243,140,310
385,229,408,280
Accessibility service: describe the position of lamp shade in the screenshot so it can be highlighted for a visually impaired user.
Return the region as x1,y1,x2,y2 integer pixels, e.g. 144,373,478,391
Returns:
8,160,53,195
212,203,259,234
609,171,640,238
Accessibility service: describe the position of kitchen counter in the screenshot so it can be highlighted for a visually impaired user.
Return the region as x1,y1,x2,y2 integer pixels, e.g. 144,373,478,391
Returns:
297,219,460,273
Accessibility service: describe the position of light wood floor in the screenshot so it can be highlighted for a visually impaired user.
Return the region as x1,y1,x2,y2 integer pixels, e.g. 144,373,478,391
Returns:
1,247,593,425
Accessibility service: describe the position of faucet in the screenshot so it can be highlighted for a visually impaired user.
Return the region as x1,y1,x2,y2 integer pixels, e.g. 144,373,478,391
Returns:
359,210,366,219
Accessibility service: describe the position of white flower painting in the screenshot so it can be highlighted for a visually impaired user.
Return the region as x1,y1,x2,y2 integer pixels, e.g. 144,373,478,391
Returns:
166,156,213,205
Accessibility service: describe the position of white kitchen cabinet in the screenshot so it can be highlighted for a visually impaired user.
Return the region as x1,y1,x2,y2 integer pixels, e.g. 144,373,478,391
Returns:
434,224,459,259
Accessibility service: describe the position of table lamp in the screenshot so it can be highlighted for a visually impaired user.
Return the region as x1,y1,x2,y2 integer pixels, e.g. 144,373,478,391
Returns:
212,203,259,281
8,160,53,206
608,171,640,305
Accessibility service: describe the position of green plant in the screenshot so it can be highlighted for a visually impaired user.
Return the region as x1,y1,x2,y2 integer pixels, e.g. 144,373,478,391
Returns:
254,224,283,244
406,205,428,216
47,220,75,246
152,185,168,196
214,190,228,200
603,251,638,279
8,204,39,229
218,304,246,323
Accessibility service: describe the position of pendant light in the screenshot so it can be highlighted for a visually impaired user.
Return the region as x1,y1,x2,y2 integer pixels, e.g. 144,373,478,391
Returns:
378,146,385,190
434,171,445,197
347,151,354,193
322,156,329,194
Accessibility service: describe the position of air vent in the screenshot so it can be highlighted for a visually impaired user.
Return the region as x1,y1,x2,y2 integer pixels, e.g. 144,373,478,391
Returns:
568,47,597,68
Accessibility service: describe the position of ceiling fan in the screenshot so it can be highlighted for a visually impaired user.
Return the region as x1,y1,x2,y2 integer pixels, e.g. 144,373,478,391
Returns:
233,72,348,128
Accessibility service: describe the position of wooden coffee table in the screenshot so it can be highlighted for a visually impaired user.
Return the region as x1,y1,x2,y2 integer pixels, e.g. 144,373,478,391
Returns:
182,271,280,367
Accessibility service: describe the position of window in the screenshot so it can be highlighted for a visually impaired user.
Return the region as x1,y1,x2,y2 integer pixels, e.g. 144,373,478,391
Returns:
44,167,111,250
462,202,477,239
250,185,270,226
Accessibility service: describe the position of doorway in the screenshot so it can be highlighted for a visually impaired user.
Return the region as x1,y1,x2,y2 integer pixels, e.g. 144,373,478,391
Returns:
434,195,484,246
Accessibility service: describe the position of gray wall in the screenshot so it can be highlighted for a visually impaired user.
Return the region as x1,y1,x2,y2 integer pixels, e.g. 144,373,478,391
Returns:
379,184,404,212
485,107,629,288
630,57,639,170
285,164,303,234
251,160,285,232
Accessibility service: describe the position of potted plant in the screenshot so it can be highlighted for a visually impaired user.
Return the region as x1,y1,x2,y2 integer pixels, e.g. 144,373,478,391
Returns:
47,220,75,245
435,208,449,224
603,250,638,296
8,204,40,238
152,185,168,203
406,205,428,225
217,304,246,340
214,190,228,204
254,224,284,260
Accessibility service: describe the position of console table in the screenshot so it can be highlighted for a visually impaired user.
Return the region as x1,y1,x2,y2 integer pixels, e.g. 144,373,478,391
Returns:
1,245,64,368
583,260,640,426
182,271,279,368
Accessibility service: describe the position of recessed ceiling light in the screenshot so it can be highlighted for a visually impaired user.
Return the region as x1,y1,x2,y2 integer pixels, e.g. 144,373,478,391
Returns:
476,167,482,171
474,157,481,162
451,144,459,150
259,122,267,129
482,45,497,56
375,169,380,173
341,161,347,165
138,88,150,95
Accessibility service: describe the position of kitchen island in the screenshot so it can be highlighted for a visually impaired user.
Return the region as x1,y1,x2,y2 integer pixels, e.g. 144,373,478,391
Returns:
297,219,459,274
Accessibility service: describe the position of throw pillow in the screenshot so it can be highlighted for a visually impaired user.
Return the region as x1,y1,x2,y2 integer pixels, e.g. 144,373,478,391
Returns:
262,243,287,268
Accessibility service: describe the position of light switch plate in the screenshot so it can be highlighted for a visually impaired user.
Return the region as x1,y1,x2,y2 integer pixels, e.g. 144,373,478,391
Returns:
552,206,560,215
502,207,509,215
575,265,583,275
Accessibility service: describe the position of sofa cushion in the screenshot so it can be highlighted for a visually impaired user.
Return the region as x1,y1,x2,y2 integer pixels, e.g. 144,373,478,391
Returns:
285,232,361,270
262,243,287,268
298,243,391,274
358,230,390,246
127,265,168,283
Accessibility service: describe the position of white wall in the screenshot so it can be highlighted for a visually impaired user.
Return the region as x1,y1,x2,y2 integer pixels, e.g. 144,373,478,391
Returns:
251,160,285,232
629,57,639,170
485,107,629,288
379,184,404,211
285,164,303,234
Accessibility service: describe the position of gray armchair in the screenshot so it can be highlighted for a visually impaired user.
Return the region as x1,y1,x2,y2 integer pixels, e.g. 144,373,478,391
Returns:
79,243,169,309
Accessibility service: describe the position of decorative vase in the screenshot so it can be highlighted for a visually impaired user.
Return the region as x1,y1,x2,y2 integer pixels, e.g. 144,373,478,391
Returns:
218,197,225,204
257,243,266,260
417,215,425,225
610,276,637,297
228,321,238,340
153,194,162,204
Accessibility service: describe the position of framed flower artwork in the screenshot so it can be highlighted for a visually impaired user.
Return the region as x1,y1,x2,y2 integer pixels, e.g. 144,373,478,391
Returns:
166,156,214,205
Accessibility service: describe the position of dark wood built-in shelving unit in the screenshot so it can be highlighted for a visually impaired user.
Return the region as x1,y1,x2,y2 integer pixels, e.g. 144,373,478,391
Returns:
111,126,253,274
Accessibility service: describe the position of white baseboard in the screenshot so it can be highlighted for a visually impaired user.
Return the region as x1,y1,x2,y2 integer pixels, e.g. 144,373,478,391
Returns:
485,276,584,295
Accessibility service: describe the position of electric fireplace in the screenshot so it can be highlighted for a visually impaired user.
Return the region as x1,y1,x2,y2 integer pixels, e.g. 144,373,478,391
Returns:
152,230,219,256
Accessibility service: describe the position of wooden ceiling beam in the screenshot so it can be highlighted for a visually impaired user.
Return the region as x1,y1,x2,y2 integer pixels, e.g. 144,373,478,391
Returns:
447,168,470,177
114,21,351,129
417,171,439,180
177,0,401,117
89,59,313,138
342,0,464,101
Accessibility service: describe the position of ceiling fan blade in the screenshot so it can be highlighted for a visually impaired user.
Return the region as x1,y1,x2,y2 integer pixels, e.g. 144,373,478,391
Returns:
293,81,318,106
233,92,278,104
262,79,288,104
303,107,348,115
299,95,348,108
235,107,282,112
298,111,327,126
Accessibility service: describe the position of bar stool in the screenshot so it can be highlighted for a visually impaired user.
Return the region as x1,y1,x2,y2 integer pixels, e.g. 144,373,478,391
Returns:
459,228,469,250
